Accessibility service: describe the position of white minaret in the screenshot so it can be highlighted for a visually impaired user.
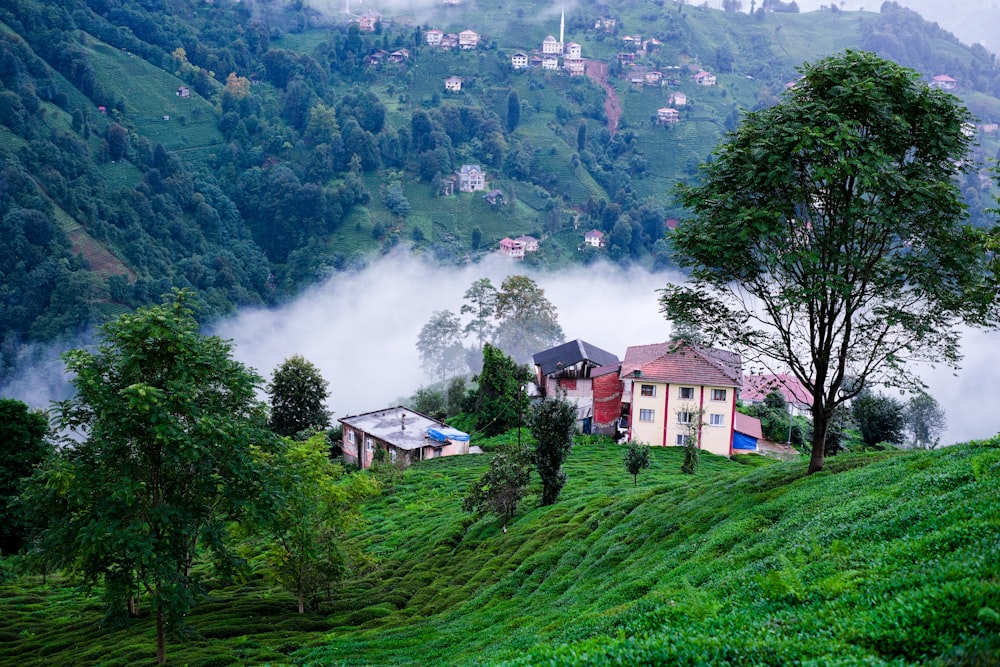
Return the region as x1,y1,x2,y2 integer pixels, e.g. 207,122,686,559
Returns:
559,7,565,47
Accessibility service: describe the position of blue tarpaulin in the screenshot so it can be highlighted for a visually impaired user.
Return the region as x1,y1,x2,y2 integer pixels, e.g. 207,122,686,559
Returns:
426,427,471,443
733,432,758,451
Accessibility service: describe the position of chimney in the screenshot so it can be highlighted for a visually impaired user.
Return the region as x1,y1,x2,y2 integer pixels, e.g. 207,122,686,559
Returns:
401,412,406,430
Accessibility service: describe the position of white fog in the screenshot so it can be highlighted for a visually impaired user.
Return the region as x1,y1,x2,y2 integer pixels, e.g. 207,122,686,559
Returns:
3,252,999,446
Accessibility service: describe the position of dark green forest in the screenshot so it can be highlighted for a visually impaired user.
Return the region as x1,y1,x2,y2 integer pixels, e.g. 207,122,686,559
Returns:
1,0,999,379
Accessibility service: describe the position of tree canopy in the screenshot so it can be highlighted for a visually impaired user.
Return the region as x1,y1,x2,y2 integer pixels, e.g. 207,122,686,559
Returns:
472,344,530,437
495,275,564,364
24,291,278,665
661,50,998,474
268,354,332,438
0,398,51,555
528,396,577,505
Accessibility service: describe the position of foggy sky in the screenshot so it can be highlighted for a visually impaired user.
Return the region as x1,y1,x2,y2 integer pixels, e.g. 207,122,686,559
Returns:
708,0,998,55
211,252,1000,446
3,252,999,446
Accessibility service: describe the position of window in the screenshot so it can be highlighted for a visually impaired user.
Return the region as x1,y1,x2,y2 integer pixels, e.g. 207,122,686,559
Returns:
677,411,693,424
348,431,356,444
640,384,656,397
711,388,727,401
679,387,694,399
676,434,690,446
639,409,655,422
390,448,397,463
366,438,374,452
709,413,724,426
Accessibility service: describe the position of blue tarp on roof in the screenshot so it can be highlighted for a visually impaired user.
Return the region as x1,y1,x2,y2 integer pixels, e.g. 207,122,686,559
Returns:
426,427,470,443
733,432,758,451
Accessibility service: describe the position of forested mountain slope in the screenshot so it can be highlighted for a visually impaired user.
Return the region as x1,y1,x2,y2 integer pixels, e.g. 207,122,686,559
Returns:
1,0,998,378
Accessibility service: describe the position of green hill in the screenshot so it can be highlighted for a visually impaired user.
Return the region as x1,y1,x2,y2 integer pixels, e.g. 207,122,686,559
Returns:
3,438,998,665
1,0,999,374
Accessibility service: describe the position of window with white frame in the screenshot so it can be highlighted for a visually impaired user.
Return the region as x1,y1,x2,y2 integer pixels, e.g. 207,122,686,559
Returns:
711,388,727,401
676,434,689,446
366,438,374,451
679,387,694,399
639,409,655,422
348,431,356,444
709,413,724,426
640,384,656,397
677,411,693,424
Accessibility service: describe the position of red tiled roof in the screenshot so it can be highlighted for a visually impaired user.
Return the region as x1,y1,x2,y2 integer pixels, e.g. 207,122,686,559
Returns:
742,373,812,407
734,412,763,439
620,341,741,388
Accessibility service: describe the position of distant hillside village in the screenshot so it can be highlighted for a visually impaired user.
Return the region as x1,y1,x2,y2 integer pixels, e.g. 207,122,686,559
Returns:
309,4,1000,262
339,338,805,470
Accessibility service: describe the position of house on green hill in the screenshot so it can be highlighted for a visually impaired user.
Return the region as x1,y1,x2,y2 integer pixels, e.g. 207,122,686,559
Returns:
620,341,742,457
694,70,717,86
340,407,471,469
533,339,620,398
533,339,621,435
457,164,485,191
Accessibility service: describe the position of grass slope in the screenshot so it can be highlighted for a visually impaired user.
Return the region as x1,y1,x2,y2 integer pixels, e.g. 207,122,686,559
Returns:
2,438,998,666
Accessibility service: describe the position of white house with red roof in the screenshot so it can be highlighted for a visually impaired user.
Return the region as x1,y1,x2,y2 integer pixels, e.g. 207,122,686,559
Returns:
657,107,679,124
458,29,480,50
584,229,605,248
694,70,717,86
619,341,742,457
499,237,525,258
930,74,957,90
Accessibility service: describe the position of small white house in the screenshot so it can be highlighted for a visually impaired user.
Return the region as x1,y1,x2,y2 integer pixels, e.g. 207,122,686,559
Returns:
694,70,717,86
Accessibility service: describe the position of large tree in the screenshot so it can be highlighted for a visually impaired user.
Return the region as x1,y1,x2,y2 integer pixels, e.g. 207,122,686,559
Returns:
0,398,51,555
416,309,467,380
268,354,331,438
904,391,947,449
494,275,564,364
661,50,997,474
460,277,498,352
24,291,278,665
852,388,906,448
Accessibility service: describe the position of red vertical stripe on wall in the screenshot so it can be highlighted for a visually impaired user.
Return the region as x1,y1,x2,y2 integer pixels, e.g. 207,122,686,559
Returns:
728,389,737,456
698,386,705,449
662,383,670,447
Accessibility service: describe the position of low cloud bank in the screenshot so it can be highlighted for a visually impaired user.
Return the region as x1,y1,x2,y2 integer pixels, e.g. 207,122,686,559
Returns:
3,252,998,445
211,251,676,420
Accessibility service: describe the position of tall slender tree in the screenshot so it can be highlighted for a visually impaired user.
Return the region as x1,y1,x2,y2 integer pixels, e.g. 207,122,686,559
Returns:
529,396,576,505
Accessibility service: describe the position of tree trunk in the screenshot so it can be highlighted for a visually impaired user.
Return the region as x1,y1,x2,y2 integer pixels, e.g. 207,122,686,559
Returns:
156,607,166,665
298,586,305,614
808,410,829,474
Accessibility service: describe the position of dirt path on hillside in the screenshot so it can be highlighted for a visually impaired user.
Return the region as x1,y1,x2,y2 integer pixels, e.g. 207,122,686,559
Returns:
584,59,620,136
